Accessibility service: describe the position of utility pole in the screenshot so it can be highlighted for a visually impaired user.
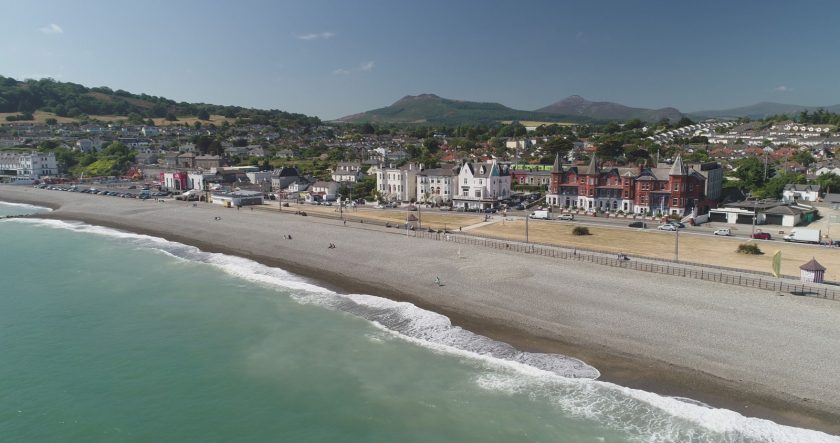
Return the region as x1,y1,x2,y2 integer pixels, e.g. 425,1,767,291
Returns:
525,212,529,243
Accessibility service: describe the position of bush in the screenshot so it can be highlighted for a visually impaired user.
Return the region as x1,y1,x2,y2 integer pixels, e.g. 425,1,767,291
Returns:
737,243,762,255
572,226,590,236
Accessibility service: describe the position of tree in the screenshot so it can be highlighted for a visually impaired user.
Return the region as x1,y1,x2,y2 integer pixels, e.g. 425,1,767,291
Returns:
814,173,840,195
596,137,624,159
354,175,376,199
165,112,178,121
793,150,815,167
733,156,773,192
677,117,695,127
197,108,210,120
544,137,573,159
45,117,57,125
422,138,441,154
761,172,805,199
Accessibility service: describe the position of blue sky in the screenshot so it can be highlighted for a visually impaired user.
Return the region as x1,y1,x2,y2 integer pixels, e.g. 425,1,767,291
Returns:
2,0,840,120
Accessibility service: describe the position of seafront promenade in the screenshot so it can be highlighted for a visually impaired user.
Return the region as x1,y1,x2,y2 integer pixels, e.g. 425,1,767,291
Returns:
3,185,840,434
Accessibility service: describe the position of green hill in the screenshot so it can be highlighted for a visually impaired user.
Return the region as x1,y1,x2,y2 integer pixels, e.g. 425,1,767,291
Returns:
0,75,319,126
337,94,587,125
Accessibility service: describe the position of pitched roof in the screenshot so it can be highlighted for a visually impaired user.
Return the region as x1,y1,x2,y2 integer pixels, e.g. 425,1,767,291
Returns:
579,155,598,175
552,153,562,173
669,154,686,176
800,257,826,272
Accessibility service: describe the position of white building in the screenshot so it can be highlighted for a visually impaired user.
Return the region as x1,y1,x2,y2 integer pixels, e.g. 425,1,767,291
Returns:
75,139,97,153
141,126,160,137
783,184,820,203
374,163,422,202
417,166,458,204
0,151,58,183
332,161,364,183
451,160,511,210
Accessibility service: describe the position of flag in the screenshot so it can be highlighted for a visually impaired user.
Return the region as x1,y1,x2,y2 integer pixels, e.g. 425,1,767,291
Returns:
772,250,782,278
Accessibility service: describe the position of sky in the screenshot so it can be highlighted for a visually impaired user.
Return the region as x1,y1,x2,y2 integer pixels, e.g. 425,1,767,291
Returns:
2,0,840,120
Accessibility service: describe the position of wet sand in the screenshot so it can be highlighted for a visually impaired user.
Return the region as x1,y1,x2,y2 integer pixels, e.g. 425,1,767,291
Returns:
3,186,840,435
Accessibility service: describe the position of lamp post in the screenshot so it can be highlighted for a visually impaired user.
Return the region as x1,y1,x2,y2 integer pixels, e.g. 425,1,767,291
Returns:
674,226,679,262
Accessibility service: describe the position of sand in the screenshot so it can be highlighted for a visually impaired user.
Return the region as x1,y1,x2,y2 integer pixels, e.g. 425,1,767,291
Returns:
3,185,840,435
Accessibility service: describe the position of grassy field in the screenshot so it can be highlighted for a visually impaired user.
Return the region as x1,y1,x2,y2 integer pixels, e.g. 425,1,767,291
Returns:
0,111,234,126
284,203,484,230
473,219,840,281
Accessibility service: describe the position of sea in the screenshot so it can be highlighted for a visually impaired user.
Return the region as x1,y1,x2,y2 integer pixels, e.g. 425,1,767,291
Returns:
1,201,837,443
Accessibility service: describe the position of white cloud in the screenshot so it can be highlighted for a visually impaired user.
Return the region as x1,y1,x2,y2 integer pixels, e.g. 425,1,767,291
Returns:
297,31,335,40
774,85,792,92
332,61,375,76
39,23,63,34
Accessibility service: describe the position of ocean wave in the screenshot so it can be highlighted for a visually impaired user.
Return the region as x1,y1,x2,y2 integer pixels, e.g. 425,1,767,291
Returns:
476,373,840,443
12,218,840,443
0,200,53,214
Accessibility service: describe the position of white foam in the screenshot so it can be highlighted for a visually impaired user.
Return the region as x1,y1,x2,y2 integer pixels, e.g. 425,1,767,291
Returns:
474,372,840,443
12,218,840,442
0,200,53,213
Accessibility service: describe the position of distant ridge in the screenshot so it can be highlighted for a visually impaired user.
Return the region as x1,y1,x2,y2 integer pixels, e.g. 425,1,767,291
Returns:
337,94,590,125
535,95,684,123
690,102,840,120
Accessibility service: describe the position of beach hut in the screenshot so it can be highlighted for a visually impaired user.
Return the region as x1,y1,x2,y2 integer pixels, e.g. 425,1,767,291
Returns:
799,258,826,283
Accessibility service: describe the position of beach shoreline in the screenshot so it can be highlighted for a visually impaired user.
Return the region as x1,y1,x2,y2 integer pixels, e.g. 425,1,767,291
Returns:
3,186,840,435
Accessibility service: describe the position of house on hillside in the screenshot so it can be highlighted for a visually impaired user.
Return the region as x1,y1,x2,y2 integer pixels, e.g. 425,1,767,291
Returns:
783,184,821,203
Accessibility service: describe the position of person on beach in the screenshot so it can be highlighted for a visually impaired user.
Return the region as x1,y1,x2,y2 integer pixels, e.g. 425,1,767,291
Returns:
435,276,443,286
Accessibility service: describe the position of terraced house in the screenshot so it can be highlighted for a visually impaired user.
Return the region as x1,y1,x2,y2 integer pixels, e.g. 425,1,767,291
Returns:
545,154,718,217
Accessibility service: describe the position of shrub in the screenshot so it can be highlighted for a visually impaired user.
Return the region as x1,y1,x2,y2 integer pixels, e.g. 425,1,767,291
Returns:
572,226,590,236
737,243,762,255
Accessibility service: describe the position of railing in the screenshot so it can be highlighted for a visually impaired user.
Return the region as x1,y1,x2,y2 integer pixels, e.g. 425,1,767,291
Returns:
260,204,840,301
409,229,840,301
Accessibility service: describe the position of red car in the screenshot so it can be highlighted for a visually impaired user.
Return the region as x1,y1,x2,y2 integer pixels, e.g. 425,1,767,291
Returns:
751,231,772,240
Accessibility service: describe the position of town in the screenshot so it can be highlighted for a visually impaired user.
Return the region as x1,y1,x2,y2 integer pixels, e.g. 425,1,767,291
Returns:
4,106,840,236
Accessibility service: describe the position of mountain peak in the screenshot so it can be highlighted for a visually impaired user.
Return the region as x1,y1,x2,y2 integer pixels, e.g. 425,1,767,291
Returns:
393,94,442,105
536,95,683,122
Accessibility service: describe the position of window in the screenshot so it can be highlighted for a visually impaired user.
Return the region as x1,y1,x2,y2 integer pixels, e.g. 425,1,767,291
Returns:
474,190,481,198
673,183,679,191
672,198,678,206
463,178,468,184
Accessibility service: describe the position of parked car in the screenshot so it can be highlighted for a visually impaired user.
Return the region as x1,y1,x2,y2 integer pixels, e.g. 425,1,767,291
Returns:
628,221,647,228
438,206,452,211
658,224,677,231
751,231,772,240
557,214,574,221
668,221,685,228
713,228,731,236
515,204,526,210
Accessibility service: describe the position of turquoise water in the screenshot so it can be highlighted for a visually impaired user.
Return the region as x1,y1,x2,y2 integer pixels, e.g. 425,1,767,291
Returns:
1,202,837,443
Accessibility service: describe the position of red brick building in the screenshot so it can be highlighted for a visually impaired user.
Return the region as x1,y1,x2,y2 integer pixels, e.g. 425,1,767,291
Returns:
546,154,710,216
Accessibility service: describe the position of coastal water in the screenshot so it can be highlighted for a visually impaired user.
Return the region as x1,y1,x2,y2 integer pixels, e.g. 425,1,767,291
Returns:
1,202,837,443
